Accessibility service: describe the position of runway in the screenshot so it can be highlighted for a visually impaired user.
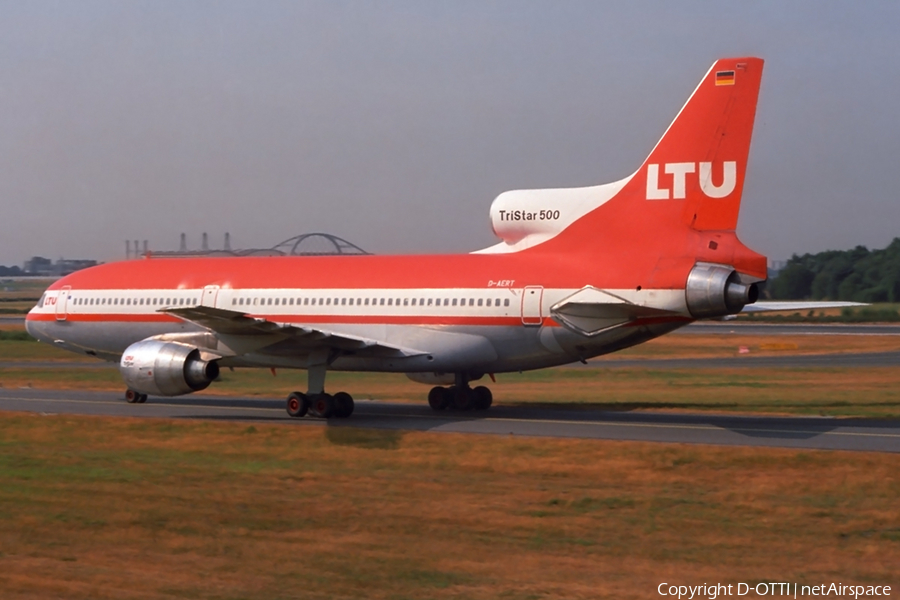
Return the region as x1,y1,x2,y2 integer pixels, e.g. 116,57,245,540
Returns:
1,387,897,453
676,322,900,335
590,350,900,369
5,348,900,371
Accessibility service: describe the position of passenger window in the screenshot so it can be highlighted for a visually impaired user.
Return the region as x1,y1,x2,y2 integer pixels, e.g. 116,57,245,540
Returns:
452,299,457,306
403,299,409,306
469,299,474,306
380,298,385,305
427,298,433,306
364,298,370,306
289,298,294,305
388,298,393,306
477,299,483,306
504,299,510,307
341,298,347,306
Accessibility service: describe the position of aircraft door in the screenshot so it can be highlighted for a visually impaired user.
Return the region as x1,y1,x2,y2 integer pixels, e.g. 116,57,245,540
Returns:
201,285,220,308
520,286,544,326
55,286,71,321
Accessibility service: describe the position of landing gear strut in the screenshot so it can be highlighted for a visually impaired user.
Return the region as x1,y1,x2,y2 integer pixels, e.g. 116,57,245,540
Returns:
428,373,493,411
284,356,355,419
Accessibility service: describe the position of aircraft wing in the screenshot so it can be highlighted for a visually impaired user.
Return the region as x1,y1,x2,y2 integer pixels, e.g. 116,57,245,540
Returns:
162,306,423,357
740,301,867,313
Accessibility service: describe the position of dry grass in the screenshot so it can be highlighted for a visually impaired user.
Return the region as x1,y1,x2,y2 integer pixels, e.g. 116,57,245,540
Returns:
0,413,897,600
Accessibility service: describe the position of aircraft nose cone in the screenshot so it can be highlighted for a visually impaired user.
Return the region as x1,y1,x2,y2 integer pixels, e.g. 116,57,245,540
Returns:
25,312,47,342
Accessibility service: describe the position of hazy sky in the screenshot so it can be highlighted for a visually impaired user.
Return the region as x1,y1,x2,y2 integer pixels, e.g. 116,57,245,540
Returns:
2,1,898,265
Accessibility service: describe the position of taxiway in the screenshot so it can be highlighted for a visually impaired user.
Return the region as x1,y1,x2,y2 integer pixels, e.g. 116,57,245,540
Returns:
1,387,897,453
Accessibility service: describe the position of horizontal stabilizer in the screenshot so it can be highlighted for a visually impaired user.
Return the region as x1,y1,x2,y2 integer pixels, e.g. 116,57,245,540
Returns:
550,287,677,336
740,301,867,314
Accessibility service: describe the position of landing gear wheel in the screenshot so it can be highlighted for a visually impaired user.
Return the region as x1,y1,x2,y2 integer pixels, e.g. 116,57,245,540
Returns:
451,386,474,411
137,393,148,404
333,392,355,418
286,391,310,418
311,393,335,419
125,389,142,404
473,386,493,410
428,386,449,410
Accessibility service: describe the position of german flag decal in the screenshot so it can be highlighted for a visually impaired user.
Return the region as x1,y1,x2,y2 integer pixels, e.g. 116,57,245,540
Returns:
715,70,735,86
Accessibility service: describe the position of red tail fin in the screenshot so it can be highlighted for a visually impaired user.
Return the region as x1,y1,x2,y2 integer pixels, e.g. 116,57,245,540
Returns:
479,58,766,281
642,57,763,231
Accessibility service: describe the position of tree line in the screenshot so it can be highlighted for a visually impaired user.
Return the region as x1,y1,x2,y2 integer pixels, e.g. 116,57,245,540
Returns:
767,238,900,302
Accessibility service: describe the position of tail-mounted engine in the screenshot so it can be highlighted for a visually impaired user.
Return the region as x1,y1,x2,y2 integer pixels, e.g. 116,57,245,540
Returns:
685,262,759,319
120,340,220,397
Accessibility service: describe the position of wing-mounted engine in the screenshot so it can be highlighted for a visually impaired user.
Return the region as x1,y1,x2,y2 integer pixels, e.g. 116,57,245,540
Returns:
120,340,220,397
685,262,759,318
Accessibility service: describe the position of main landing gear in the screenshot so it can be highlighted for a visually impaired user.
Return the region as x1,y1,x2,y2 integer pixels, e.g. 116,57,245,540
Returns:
125,388,148,404
285,354,354,419
427,373,493,412
286,391,355,419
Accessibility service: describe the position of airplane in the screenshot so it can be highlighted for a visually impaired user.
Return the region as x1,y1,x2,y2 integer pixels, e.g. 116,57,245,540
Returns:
25,56,857,419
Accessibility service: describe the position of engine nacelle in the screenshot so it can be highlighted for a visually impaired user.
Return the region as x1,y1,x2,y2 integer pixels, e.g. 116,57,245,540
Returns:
685,262,759,318
120,340,220,397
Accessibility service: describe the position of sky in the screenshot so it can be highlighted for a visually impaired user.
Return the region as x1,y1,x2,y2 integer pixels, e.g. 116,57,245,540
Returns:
1,1,899,266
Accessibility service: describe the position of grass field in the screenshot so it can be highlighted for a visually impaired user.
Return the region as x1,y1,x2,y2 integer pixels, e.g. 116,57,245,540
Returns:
0,413,897,599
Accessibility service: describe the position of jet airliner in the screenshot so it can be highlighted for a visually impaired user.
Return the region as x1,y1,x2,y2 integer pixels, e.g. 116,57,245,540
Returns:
25,57,846,418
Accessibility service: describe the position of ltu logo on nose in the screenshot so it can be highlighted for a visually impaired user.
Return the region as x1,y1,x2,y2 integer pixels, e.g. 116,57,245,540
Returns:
646,161,736,200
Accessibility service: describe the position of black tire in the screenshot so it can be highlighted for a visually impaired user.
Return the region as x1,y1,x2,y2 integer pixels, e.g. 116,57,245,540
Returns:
473,386,493,410
286,391,309,418
333,392,355,418
137,394,148,404
125,389,141,404
311,393,335,419
428,386,448,410
451,386,473,411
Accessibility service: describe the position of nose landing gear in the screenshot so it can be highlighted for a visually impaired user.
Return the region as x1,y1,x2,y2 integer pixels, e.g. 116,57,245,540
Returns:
125,388,148,404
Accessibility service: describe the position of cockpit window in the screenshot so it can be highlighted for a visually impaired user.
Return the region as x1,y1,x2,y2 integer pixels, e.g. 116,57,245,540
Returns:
38,293,46,308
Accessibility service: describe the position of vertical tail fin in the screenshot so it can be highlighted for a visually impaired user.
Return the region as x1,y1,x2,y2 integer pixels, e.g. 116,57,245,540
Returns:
642,57,763,231
479,57,765,278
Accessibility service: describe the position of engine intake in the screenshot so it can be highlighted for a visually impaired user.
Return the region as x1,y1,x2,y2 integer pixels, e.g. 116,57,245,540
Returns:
120,340,220,397
685,262,759,318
